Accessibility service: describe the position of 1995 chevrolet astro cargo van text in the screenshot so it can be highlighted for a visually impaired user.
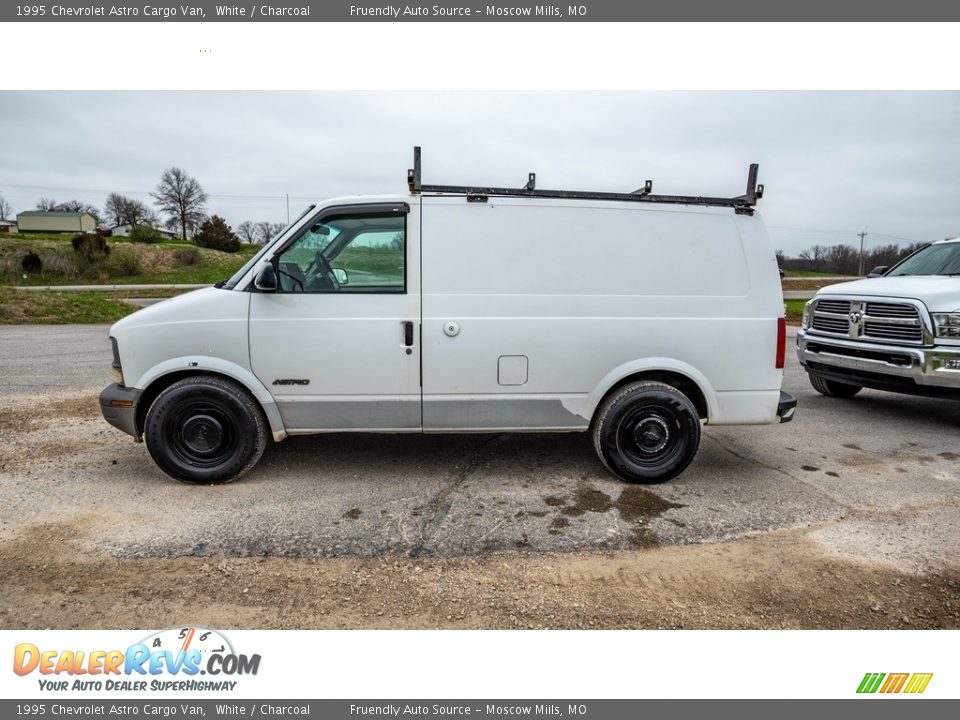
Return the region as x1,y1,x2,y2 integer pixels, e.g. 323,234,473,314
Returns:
99,148,796,484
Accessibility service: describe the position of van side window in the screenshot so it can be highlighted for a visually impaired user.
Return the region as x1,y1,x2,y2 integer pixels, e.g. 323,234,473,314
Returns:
275,212,405,293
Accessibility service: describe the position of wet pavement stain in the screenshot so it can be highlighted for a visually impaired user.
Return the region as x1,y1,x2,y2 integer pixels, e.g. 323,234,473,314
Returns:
560,485,612,517
939,452,960,460
342,508,362,520
548,517,570,535
541,483,685,547
801,465,820,472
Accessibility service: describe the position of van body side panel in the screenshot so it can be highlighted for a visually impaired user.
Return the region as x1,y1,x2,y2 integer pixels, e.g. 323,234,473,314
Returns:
420,197,784,429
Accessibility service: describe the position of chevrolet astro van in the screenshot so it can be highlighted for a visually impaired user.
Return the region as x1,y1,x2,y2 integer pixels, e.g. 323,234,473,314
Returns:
100,148,796,484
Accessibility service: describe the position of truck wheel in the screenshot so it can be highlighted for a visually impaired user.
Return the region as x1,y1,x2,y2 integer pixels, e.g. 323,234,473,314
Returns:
592,381,701,484
808,372,862,398
143,376,267,484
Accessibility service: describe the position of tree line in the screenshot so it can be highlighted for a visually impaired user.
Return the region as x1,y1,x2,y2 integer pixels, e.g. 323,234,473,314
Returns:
0,168,285,246
777,242,928,275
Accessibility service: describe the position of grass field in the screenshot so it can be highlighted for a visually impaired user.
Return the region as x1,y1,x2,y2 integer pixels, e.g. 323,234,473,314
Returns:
785,298,807,323
0,234,258,286
0,288,192,325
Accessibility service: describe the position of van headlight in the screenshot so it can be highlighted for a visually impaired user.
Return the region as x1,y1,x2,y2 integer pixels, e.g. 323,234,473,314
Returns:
110,337,125,386
932,313,960,338
801,300,814,329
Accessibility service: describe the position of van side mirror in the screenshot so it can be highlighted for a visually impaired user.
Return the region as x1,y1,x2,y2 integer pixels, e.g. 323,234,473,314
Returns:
333,268,349,285
867,265,889,278
254,264,278,292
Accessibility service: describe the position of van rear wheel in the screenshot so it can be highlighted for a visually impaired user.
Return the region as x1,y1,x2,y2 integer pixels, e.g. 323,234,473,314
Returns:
808,372,862,398
592,381,701,484
144,376,267,484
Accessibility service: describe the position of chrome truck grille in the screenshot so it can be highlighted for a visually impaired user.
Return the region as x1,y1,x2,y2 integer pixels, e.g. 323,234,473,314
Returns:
810,298,925,345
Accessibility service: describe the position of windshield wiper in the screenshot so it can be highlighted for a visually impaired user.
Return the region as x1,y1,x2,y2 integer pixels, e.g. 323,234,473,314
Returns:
213,279,228,288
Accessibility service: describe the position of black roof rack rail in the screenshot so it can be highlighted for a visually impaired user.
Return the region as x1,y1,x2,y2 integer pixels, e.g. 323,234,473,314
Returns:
406,146,764,215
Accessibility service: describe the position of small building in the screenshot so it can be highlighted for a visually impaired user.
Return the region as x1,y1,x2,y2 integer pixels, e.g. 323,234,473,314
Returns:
16,211,96,234
110,223,178,240
0,220,16,233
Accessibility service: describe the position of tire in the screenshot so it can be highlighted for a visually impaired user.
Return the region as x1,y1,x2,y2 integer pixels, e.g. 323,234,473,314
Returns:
808,372,862,398
592,381,701,484
143,376,268,484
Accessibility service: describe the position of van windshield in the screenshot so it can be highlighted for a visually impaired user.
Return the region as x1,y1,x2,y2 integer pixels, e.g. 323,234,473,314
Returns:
221,204,316,290
888,242,960,276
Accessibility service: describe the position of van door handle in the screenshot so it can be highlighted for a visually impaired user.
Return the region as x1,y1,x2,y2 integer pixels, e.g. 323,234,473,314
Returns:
403,321,414,347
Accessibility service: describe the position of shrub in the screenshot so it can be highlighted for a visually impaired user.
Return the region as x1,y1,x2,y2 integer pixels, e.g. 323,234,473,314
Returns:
194,215,241,253
104,248,142,277
173,247,201,266
39,252,79,278
127,225,164,244
71,234,110,262
21,252,42,274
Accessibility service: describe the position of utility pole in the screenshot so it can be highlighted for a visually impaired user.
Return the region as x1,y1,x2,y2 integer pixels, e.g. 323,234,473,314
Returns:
857,226,868,276
286,193,290,224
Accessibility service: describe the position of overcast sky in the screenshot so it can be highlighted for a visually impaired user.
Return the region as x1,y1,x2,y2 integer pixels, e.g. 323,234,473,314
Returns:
0,91,957,255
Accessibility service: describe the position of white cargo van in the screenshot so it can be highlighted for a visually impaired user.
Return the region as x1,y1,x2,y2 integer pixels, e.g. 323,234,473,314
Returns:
798,237,960,399
100,148,795,484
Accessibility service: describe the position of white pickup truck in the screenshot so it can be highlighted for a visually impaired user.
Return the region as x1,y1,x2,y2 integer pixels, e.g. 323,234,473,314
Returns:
797,238,960,399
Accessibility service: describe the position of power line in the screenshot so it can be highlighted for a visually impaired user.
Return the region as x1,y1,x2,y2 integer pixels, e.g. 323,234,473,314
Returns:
0,181,295,202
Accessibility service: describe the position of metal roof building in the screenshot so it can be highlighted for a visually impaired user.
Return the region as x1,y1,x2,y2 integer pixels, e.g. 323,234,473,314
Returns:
16,211,96,234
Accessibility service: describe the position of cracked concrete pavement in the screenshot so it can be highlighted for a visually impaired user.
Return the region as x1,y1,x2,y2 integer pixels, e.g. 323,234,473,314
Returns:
0,324,958,575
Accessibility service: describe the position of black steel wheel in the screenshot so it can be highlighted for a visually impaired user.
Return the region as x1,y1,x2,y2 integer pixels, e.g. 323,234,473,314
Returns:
144,376,267,484
808,372,863,398
592,381,701,484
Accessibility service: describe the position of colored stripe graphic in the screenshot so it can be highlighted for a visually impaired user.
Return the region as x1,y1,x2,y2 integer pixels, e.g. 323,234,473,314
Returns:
903,673,933,694
880,673,909,693
857,673,885,693
857,672,932,694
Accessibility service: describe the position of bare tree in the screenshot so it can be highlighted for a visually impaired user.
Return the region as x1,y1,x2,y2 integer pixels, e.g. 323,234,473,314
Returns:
150,167,208,242
0,193,11,221
236,221,259,244
104,193,158,228
781,241,929,275
256,220,274,244
36,198,59,212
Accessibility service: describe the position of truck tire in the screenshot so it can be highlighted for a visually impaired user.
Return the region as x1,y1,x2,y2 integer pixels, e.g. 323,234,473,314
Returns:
808,372,862,398
592,381,701,484
143,376,268,484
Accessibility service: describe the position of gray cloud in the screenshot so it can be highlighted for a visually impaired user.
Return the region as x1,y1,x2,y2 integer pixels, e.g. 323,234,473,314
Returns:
0,91,957,254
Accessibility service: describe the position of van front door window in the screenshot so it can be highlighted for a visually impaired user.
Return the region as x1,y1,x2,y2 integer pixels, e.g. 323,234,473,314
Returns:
276,212,406,293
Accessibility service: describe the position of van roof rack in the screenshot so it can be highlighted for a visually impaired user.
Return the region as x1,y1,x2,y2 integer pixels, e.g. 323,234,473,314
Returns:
407,146,763,215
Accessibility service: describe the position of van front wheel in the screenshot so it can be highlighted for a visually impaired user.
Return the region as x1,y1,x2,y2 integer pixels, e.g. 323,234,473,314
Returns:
144,376,268,484
592,381,701,484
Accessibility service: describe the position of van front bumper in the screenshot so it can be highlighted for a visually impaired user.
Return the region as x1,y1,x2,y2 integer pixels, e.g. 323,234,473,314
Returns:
796,329,960,397
99,383,142,440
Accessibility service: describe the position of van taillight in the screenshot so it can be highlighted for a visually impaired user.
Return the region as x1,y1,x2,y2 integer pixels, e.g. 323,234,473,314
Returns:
776,317,786,369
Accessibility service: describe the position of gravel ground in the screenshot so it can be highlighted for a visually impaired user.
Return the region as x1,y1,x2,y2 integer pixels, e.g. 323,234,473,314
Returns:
0,324,958,629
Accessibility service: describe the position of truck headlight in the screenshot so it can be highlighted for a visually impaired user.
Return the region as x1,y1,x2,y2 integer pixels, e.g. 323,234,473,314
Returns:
801,300,813,329
932,313,960,338
110,337,125,386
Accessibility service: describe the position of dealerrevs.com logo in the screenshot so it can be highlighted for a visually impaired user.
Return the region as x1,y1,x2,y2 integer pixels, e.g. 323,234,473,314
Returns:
857,673,933,695
13,626,261,692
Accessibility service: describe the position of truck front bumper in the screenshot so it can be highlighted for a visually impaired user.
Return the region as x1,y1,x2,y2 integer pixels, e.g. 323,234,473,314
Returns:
99,383,142,440
796,329,960,397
